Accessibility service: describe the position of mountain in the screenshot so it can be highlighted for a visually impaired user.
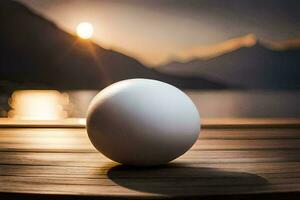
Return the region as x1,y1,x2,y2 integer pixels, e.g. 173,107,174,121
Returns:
163,34,257,64
0,1,226,90
159,40,300,89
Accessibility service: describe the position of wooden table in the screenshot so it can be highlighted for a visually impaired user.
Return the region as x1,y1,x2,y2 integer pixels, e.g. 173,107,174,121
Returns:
1,118,300,199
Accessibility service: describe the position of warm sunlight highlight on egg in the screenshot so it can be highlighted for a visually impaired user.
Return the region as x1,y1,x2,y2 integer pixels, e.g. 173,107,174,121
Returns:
76,22,94,39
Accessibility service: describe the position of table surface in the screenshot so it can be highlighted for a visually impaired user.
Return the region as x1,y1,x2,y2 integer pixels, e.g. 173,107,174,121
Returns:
1,118,300,199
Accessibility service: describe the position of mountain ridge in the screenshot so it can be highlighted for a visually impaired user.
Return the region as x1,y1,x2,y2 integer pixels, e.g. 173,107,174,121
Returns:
159,40,300,89
160,34,300,66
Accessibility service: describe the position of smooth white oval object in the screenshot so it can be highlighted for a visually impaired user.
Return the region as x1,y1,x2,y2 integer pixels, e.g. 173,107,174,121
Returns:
86,79,200,166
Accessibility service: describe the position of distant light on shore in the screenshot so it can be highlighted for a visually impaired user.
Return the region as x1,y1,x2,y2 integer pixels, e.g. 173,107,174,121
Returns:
8,90,69,120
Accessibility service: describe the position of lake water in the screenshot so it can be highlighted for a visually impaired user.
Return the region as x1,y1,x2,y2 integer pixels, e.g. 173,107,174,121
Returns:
186,90,300,118
0,90,299,119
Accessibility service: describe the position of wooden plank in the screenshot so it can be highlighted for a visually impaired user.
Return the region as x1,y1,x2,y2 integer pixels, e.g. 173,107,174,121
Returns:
1,128,300,139
2,174,300,197
3,171,300,187
0,118,299,128
1,150,300,167
200,129,300,139
2,162,300,179
1,138,300,152
202,118,300,129
193,139,300,150
0,118,86,128
1,128,300,152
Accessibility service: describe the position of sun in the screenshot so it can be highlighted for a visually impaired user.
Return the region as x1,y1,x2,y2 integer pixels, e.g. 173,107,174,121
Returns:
76,22,94,39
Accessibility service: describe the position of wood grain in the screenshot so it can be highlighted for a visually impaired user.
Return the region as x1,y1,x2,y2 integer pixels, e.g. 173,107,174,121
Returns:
1,118,299,128
0,119,300,199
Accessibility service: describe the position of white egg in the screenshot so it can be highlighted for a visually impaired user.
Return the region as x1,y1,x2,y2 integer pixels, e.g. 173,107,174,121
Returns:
86,79,200,166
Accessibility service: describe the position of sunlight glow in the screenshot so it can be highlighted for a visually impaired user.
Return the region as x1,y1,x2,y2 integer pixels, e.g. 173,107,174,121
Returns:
76,22,94,39
8,90,69,120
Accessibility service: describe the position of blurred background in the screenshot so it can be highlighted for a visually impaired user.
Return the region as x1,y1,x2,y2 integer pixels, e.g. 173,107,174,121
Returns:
0,0,299,120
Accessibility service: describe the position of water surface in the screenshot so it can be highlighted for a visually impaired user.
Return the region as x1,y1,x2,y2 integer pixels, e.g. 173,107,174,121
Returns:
0,90,299,119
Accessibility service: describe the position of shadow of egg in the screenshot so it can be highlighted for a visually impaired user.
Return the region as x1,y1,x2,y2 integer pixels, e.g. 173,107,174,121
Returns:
106,163,268,196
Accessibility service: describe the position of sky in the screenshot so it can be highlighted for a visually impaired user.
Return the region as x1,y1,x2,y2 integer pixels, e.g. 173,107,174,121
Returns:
18,0,300,66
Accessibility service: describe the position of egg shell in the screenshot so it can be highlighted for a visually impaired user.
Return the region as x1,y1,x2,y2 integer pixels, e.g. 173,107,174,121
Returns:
86,79,200,166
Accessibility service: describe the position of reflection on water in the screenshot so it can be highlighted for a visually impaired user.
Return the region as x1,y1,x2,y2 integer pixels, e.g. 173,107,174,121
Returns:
0,90,299,120
186,90,300,118
8,90,69,120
